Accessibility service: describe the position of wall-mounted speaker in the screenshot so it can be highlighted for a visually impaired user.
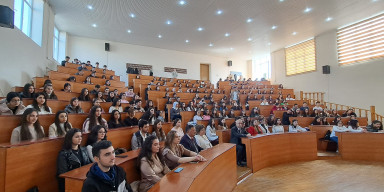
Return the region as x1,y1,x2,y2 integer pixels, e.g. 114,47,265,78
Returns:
0,5,14,29
228,60,232,67
105,43,110,52
322,65,330,74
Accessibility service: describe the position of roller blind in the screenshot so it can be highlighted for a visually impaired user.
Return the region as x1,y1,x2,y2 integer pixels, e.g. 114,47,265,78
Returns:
285,38,316,76
337,13,384,65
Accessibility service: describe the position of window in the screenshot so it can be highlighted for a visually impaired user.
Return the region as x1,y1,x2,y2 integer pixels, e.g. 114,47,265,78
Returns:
14,0,33,37
53,27,59,61
285,38,316,76
337,13,384,65
252,56,271,80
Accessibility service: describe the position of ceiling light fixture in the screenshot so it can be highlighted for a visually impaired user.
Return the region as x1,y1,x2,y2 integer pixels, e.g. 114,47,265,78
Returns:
127,29,132,33
225,33,230,37
92,24,97,28
271,25,277,30
325,17,333,22
166,20,172,25
179,0,186,5
130,13,136,18
158,34,162,38
87,5,93,10
246,18,253,23
247,38,252,41
279,0,285,2
216,10,223,15
292,32,297,35
185,39,189,43
230,47,234,50
197,27,204,31
209,43,213,47
268,42,271,46
303,7,312,13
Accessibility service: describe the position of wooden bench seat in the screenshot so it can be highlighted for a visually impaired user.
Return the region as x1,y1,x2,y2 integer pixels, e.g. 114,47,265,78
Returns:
65,63,115,76
57,66,119,81
289,117,368,128
49,71,125,87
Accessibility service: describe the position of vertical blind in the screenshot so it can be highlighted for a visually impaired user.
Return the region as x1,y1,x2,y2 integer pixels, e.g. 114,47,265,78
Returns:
337,13,384,65
285,38,316,76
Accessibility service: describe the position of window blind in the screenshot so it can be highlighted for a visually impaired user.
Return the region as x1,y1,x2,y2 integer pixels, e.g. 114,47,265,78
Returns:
285,38,316,76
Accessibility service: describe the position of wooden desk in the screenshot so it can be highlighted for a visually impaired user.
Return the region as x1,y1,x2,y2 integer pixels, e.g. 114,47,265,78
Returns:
217,129,231,143
242,132,317,173
338,132,384,161
149,143,237,192
309,125,334,150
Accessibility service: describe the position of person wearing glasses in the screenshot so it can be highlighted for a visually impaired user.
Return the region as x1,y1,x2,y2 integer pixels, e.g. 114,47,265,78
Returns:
0,92,26,115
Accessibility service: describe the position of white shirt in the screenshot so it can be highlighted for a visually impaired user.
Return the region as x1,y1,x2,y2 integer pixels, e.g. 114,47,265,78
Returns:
272,125,285,133
108,106,123,113
313,106,323,111
194,135,212,149
26,104,52,115
258,124,270,134
10,126,45,144
330,125,349,137
206,125,219,141
289,125,307,133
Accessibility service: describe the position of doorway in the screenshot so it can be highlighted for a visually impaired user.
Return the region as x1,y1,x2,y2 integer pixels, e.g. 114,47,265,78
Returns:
200,64,210,81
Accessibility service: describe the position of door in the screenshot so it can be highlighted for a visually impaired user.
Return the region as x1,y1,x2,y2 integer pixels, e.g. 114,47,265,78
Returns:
200,64,210,81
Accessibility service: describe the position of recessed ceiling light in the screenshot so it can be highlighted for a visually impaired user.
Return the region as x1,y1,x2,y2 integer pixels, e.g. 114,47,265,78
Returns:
292,32,297,35
185,39,189,43
179,0,186,5
127,29,132,33
209,43,213,47
230,47,234,50
130,13,136,18
246,18,253,23
87,5,93,10
279,0,285,2
268,42,271,46
224,33,230,37
197,27,204,31
166,20,172,25
247,38,253,41
216,10,223,15
92,24,97,28
325,17,333,22
271,25,277,30
158,34,162,38
303,7,312,13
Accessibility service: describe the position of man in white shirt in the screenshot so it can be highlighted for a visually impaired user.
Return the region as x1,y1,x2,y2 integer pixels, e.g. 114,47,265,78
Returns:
313,101,323,111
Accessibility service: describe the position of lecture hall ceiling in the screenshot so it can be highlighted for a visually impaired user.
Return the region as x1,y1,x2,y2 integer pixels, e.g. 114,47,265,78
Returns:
48,0,384,59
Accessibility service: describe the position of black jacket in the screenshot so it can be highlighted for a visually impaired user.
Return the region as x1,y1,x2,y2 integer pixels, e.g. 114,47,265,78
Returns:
180,134,203,153
82,164,133,192
230,126,248,145
124,117,138,126
57,147,91,192
282,112,293,125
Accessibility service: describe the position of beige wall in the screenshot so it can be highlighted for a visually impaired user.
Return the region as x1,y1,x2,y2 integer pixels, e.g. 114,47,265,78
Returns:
271,30,384,116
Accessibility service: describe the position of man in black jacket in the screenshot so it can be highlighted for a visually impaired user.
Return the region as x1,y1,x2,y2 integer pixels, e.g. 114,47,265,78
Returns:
180,124,203,153
282,109,294,125
82,140,133,192
230,117,250,167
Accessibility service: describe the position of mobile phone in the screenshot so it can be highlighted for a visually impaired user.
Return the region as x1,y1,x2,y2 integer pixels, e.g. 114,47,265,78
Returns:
174,167,184,173
116,155,128,158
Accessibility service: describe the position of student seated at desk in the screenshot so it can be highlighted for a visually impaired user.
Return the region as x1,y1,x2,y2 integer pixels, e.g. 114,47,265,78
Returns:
20,83,35,99
194,125,213,150
82,140,133,192
108,110,125,129
230,117,251,167
366,120,383,133
90,99,106,113
83,106,108,133
109,98,123,113
347,119,364,132
138,135,171,192
64,97,84,114
10,108,45,144
247,119,262,136
26,92,52,115
124,108,139,126
330,120,349,144
78,88,91,101
206,119,219,145
152,119,166,142
43,84,58,100
141,107,157,125
0,92,26,115
272,118,285,133
132,120,150,150
57,128,91,192
171,118,184,137
94,91,106,103
217,117,228,130
162,130,206,170
62,83,72,93
289,119,307,133
193,110,203,125
86,125,107,162
49,110,72,137
259,117,270,134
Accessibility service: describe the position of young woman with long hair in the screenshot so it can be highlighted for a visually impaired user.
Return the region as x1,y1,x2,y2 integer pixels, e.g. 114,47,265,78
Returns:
205,118,219,146
272,118,284,133
78,88,90,101
138,135,170,192
217,117,228,130
10,108,45,144
151,119,166,142
57,128,91,192
105,91,115,102
108,98,123,113
171,118,184,137
49,110,72,137
195,125,213,149
124,108,139,126
86,125,107,162
62,83,71,93
26,92,52,114
20,83,35,98
95,91,106,102
162,131,206,170
65,97,84,114
141,107,157,125
108,110,125,129
82,106,108,133
43,84,58,100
